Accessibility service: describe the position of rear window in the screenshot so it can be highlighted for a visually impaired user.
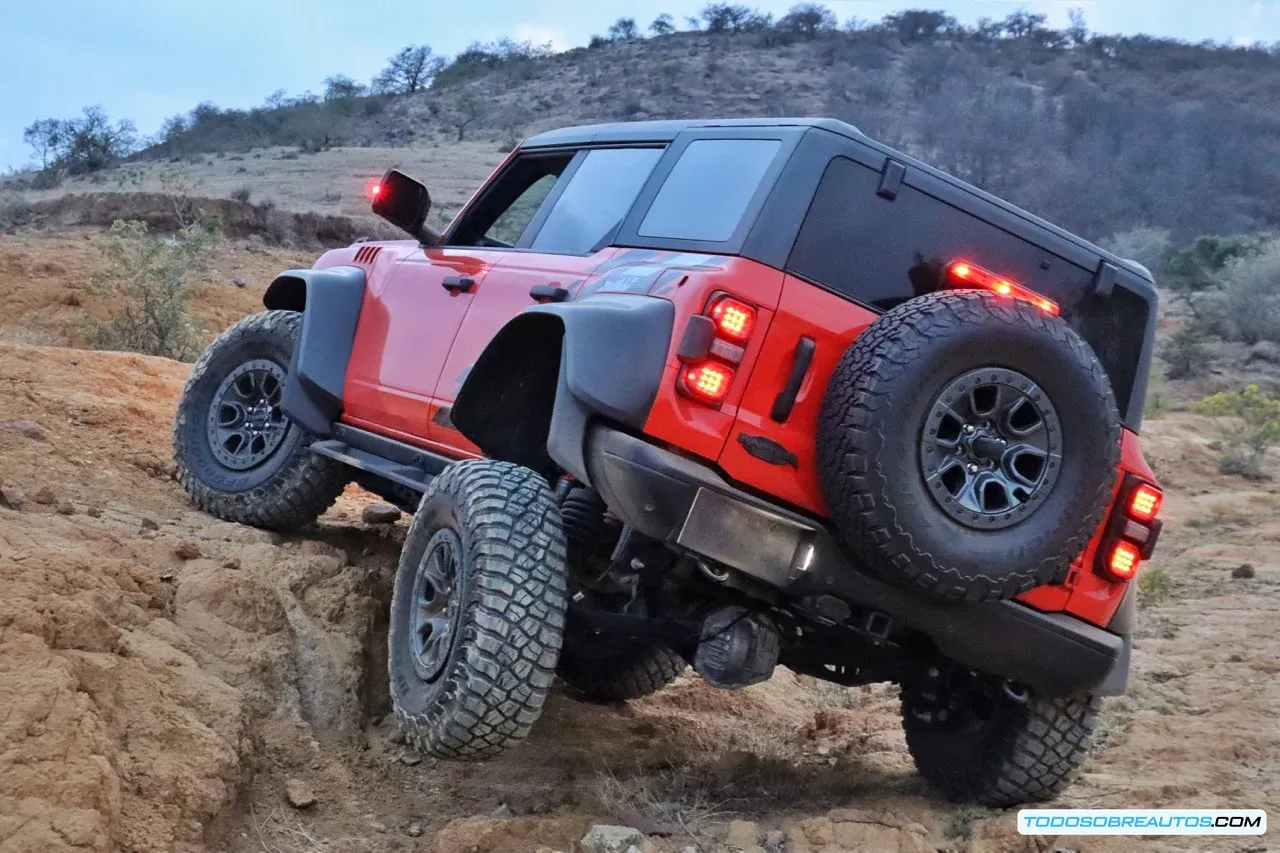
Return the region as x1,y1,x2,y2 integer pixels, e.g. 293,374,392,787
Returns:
788,156,1149,423
638,139,782,242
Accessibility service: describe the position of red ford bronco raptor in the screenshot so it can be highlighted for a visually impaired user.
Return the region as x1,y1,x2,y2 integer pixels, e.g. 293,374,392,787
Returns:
174,118,1164,806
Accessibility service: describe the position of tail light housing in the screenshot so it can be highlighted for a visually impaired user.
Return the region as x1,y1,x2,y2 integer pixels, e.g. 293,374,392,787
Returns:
708,296,756,343
947,260,1060,316
680,362,735,405
675,292,758,408
1094,476,1163,582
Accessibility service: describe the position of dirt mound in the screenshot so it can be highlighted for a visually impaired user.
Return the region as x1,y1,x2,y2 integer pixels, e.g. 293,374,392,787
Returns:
1,336,1276,853
0,232,312,349
4,192,397,250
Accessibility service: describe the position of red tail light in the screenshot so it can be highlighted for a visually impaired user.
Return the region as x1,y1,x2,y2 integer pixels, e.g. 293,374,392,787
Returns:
680,362,734,405
947,261,1059,316
709,296,755,342
1105,540,1142,581
370,183,382,198
1128,484,1162,522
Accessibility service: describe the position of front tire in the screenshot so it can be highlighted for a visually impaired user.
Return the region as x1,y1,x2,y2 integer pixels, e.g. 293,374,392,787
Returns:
173,310,347,529
902,673,1100,806
389,460,569,760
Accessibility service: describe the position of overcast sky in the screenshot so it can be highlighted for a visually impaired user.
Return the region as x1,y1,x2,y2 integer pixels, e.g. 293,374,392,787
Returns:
2,1,1277,170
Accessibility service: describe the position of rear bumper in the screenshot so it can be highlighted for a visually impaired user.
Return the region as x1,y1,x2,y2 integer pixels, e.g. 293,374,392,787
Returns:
585,426,1130,697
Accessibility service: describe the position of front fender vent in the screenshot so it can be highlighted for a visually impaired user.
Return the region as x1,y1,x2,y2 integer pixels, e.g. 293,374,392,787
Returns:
354,245,382,265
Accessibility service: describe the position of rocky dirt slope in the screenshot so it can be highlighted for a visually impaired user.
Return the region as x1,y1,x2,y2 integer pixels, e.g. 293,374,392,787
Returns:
0,258,1276,852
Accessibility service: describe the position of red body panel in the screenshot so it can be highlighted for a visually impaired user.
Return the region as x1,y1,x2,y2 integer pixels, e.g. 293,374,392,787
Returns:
431,248,622,455
329,228,1159,631
341,246,504,442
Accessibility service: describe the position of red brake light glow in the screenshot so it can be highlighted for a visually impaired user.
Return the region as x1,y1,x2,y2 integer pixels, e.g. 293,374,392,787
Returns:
947,261,1059,316
370,183,382,198
681,362,734,405
709,296,755,342
1128,484,1163,522
1106,540,1142,581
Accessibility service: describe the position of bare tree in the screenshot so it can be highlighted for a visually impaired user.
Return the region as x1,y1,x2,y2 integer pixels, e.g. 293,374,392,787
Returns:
649,13,676,35
1066,8,1089,47
373,46,445,95
452,91,487,142
879,10,957,42
608,17,640,40
22,118,65,169
323,74,368,101
778,3,837,37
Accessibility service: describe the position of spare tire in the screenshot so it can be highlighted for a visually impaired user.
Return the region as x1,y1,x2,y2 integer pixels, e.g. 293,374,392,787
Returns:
817,291,1120,603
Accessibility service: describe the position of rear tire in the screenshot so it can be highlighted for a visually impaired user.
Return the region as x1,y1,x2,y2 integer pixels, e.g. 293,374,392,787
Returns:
902,676,1100,806
557,487,684,702
173,310,347,530
818,291,1121,603
558,642,685,702
389,460,568,760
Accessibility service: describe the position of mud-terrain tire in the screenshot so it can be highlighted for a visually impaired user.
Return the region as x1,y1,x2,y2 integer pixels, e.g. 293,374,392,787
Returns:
556,488,685,702
558,642,686,702
902,686,1100,806
817,290,1121,603
173,310,347,529
389,460,569,760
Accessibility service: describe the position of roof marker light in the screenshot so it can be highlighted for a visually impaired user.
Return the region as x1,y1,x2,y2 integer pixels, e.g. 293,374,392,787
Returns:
946,261,1060,316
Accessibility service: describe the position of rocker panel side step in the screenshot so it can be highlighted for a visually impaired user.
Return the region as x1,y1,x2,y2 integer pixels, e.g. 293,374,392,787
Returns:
310,423,456,494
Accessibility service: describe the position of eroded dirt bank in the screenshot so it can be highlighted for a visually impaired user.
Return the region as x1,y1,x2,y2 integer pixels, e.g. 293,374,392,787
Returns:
1,342,1276,853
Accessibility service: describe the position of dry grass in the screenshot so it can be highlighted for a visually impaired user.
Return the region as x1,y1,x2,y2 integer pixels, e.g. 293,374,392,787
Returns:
251,806,330,853
10,144,505,226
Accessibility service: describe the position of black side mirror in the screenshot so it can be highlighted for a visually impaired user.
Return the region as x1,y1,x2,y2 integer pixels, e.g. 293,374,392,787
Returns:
372,169,434,243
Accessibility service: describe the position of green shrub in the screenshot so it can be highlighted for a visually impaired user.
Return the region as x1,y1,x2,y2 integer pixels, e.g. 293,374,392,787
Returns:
1137,564,1174,607
1162,322,1210,379
1192,385,1280,479
84,217,219,361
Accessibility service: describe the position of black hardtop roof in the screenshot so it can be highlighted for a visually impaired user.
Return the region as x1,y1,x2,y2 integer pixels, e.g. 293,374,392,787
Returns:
521,117,860,148
520,117,1154,287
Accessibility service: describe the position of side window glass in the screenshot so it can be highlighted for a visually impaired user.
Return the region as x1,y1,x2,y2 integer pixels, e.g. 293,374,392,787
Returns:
638,139,782,242
529,147,663,254
486,174,557,245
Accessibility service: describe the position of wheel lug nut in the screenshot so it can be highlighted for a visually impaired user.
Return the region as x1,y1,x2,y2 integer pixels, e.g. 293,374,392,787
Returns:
964,425,976,434
967,463,979,474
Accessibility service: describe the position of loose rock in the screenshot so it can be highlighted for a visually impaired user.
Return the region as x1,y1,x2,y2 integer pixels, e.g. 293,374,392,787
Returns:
32,486,58,505
1232,564,1256,579
581,825,644,853
362,503,403,524
233,276,248,288
86,506,102,518
221,556,241,570
400,753,422,766
140,517,160,531
56,504,76,516
406,823,423,838
285,779,317,809
0,420,47,441
174,540,202,560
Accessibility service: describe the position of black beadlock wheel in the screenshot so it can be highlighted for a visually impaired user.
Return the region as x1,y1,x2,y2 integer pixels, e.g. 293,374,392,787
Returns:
556,488,685,702
817,291,1122,603
390,460,569,760
901,671,1100,806
173,310,348,530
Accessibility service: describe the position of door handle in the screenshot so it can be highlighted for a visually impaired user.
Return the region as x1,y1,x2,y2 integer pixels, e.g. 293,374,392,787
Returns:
442,275,475,293
770,336,816,423
530,284,570,303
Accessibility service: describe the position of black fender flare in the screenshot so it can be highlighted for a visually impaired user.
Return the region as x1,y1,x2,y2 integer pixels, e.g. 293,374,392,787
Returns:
263,266,365,437
451,294,674,482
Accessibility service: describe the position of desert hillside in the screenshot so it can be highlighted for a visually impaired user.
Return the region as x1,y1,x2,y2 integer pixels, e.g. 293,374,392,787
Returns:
2,6,1279,852
1,328,1276,853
